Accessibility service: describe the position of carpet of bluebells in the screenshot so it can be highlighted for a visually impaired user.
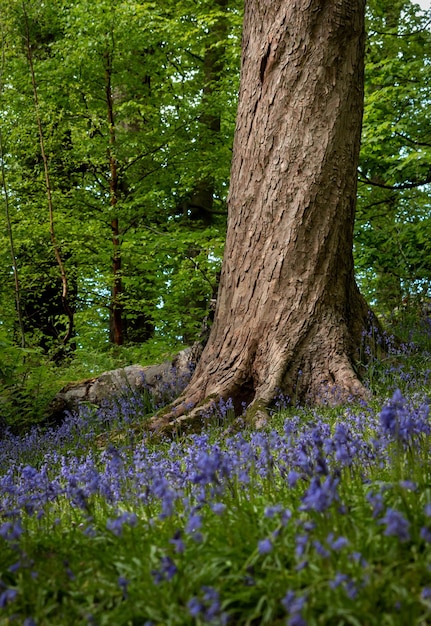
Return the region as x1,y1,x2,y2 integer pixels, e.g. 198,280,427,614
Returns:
1,321,431,625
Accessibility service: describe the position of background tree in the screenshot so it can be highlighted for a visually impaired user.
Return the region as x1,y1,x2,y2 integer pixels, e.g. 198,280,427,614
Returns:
0,0,78,361
356,0,431,314
151,0,372,432
0,0,241,360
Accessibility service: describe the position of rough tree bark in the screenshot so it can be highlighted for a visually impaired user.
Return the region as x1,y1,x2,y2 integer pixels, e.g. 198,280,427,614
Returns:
151,0,372,433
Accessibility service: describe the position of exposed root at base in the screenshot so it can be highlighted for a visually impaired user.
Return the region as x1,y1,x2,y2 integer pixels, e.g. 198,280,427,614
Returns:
146,358,371,439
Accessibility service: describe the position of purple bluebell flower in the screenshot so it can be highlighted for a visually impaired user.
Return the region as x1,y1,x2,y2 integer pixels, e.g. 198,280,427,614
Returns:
63,560,75,581
106,511,137,537
282,590,307,626
187,587,224,623
0,520,23,542
188,597,204,618
211,502,226,515
282,590,305,613
329,572,348,589
399,480,417,491
202,586,222,620
151,556,177,584
379,508,410,542
350,551,368,568
258,538,273,554
327,533,349,551
313,540,330,558
300,475,339,513
0,588,18,608
295,560,308,572
185,513,202,535
421,587,431,601
380,389,404,434
366,490,385,519
169,530,185,553
288,470,300,488
295,534,309,558
329,572,358,599
281,508,292,526
264,504,283,518
118,576,129,598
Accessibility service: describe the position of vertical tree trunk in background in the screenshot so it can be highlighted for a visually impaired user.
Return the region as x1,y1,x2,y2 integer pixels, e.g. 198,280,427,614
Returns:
0,26,25,348
183,0,228,225
104,48,124,346
151,0,372,432
0,127,25,348
23,4,74,352
358,1,406,314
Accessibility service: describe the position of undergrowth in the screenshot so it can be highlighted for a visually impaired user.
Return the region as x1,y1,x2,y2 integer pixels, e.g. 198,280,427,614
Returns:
0,314,431,625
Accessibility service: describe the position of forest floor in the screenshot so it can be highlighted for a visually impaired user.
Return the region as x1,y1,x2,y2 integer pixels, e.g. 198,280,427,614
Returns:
0,314,431,625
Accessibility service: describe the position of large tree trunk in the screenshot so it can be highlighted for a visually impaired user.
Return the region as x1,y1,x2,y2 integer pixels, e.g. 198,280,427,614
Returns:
151,0,371,433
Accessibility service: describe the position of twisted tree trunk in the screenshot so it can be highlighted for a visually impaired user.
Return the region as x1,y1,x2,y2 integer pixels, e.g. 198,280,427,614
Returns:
151,0,373,434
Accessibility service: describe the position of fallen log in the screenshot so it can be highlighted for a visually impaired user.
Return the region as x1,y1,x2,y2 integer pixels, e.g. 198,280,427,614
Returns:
46,343,203,425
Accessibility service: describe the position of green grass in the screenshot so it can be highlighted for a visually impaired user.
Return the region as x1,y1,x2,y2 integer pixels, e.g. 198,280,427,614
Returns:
1,316,431,625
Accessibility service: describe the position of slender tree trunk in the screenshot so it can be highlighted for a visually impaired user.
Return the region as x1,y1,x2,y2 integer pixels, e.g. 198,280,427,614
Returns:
104,48,124,346
0,131,25,348
0,24,25,348
151,0,374,433
183,0,228,225
357,1,406,314
23,4,74,347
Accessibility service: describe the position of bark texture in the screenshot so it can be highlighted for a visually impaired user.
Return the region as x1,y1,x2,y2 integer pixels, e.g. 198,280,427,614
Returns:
151,0,370,432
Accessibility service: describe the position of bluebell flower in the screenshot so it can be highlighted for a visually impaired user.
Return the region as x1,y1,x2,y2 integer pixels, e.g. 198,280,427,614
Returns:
421,587,431,601
288,470,300,488
211,502,226,515
169,530,185,553
258,538,273,555
379,508,410,542
313,540,330,558
106,511,137,537
118,576,129,598
0,520,23,542
185,513,202,535
366,490,385,519
329,572,348,589
295,534,309,558
264,504,283,518
151,556,177,584
0,588,18,608
282,590,307,626
202,586,222,620
187,597,204,618
282,590,306,613
399,480,417,491
350,551,368,568
295,560,308,572
300,475,339,513
187,587,224,623
327,533,349,551
281,508,292,526
380,389,404,434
